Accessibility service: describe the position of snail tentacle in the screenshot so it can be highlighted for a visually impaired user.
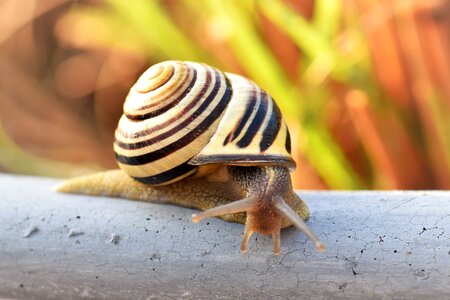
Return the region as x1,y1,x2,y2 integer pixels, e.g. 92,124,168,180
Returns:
240,228,254,253
272,230,281,255
192,197,254,224
275,197,325,253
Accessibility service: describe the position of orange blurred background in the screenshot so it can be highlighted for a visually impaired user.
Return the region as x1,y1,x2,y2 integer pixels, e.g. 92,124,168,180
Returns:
0,0,449,190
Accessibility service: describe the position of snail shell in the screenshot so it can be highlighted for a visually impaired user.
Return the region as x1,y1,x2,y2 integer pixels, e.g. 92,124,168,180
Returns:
114,61,294,186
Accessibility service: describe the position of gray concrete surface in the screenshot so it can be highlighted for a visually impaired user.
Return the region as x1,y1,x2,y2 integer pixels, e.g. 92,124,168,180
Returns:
0,173,449,299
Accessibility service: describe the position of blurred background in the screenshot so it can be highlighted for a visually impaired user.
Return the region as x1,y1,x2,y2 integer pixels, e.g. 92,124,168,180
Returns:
0,0,449,190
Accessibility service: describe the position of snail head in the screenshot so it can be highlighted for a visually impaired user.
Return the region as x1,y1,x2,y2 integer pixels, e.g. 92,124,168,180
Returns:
192,166,325,255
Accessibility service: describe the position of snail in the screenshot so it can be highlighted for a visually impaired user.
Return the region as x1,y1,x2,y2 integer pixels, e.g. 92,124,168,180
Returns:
56,60,325,255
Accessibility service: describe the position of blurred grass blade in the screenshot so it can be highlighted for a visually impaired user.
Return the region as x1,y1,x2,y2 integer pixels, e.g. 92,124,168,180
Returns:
425,92,450,188
346,91,400,188
105,0,212,62
259,0,332,59
303,125,365,189
313,0,342,38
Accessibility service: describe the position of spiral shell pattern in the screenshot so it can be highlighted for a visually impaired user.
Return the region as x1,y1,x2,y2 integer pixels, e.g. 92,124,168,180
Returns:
114,61,294,186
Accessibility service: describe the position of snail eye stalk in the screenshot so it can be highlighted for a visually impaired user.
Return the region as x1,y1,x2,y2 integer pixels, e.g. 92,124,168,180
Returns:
192,197,254,223
275,197,325,253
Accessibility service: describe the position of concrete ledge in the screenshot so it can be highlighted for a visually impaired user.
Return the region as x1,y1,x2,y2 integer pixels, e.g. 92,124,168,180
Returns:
1,174,449,299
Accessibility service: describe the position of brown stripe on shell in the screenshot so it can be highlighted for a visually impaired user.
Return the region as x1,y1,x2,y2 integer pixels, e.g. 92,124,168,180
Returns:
236,88,269,148
285,127,292,154
223,83,258,146
259,96,282,152
130,161,197,186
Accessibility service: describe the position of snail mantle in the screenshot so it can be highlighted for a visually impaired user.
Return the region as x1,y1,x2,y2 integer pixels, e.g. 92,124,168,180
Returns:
1,173,450,299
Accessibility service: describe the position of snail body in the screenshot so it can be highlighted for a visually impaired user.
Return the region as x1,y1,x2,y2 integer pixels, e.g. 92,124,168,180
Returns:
57,61,324,254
